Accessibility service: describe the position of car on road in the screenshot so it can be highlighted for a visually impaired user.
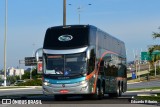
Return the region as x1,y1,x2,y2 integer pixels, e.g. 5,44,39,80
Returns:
0,80,11,86
14,80,26,85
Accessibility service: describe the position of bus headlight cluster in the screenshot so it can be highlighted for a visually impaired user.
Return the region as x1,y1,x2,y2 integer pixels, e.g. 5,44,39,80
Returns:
43,82,52,86
80,86,88,91
79,80,88,85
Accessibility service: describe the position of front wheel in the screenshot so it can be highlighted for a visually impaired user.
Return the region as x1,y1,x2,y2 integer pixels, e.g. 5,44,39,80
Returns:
93,86,104,100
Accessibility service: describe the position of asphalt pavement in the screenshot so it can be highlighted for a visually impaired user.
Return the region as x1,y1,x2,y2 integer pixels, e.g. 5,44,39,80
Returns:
0,81,160,106
127,80,160,89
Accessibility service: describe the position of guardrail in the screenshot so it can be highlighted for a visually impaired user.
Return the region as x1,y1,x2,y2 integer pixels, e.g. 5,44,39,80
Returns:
127,70,149,78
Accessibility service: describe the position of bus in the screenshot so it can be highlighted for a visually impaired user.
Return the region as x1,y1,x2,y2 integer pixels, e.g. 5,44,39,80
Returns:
35,25,127,100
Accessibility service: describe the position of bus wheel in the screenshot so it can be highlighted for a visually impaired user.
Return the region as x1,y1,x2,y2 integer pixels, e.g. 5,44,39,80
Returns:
92,86,99,100
115,84,122,97
93,86,103,100
118,84,122,97
109,85,122,97
99,86,104,99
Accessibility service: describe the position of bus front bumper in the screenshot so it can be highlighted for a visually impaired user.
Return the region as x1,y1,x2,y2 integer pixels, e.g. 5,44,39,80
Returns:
42,82,93,95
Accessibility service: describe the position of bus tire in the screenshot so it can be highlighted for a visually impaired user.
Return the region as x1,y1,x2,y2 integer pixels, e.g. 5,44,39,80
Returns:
94,86,100,100
119,84,122,97
115,83,122,97
93,85,103,100
99,85,104,99
109,84,122,97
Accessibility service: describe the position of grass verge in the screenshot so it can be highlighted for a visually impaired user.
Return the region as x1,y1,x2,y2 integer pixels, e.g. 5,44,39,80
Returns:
134,96,160,102
133,93,160,103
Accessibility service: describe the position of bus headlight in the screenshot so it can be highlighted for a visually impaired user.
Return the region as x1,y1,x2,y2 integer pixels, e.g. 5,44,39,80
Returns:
81,86,88,91
79,80,88,85
43,82,52,86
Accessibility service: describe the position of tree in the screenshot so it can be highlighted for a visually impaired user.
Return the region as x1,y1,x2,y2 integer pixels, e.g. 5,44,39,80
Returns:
7,76,20,84
22,68,42,80
22,71,30,80
152,27,160,39
148,27,160,62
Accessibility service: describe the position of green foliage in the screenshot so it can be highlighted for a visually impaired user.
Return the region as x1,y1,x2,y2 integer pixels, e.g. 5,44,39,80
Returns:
152,27,160,39
22,68,42,80
152,32,160,39
22,71,30,80
148,27,160,63
16,79,42,86
7,76,20,84
149,67,160,76
135,96,160,102
32,68,42,79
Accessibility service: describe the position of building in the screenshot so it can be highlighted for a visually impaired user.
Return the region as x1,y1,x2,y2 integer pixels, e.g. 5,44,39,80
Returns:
7,67,24,77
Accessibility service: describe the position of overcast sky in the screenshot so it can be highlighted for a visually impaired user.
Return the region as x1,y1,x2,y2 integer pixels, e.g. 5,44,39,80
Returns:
0,0,160,69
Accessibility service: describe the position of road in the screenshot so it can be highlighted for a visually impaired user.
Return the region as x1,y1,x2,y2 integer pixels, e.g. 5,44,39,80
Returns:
127,80,160,89
0,81,160,106
0,88,160,105
0,93,159,107
1,80,160,96
0,88,42,96
0,88,131,104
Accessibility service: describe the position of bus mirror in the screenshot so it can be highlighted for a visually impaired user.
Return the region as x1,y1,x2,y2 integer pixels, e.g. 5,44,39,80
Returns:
35,48,43,62
35,48,43,74
86,49,90,59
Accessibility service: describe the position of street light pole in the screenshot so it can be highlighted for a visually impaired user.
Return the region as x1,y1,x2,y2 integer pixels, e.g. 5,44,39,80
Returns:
77,6,81,24
30,43,35,80
63,0,66,26
4,0,8,87
69,3,91,24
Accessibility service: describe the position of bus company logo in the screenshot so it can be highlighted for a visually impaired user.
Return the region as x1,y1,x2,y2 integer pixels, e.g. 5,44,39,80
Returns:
58,35,73,41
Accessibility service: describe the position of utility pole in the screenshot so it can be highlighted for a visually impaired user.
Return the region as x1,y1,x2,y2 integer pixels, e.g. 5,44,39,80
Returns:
4,0,8,87
63,0,66,26
68,3,91,24
77,6,81,24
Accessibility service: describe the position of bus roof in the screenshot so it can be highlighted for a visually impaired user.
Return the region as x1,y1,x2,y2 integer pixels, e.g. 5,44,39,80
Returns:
47,24,124,44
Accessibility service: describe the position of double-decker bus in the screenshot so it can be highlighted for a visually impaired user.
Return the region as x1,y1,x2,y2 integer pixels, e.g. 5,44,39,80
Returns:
36,25,127,100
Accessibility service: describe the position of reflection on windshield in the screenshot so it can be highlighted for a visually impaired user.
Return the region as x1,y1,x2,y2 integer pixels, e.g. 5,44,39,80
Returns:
45,53,86,76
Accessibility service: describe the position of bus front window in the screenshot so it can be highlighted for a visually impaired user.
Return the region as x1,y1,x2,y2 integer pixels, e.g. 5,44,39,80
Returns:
44,53,87,76
45,55,64,75
65,53,87,76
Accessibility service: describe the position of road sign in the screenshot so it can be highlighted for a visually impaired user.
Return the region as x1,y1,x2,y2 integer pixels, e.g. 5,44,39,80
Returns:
141,51,160,61
37,61,43,74
24,57,42,66
25,57,36,66
141,52,151,61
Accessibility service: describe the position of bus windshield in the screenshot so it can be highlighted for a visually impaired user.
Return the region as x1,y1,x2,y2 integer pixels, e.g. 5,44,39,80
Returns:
44,53,87,76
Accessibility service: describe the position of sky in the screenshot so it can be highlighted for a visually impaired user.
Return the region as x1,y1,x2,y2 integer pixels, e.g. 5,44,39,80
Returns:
0,0,160,69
